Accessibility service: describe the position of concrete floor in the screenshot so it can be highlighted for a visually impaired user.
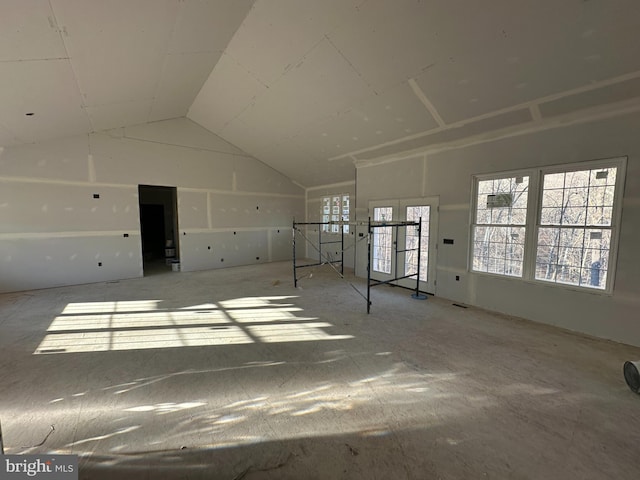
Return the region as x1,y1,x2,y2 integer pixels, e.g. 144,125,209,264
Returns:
1,261,640,479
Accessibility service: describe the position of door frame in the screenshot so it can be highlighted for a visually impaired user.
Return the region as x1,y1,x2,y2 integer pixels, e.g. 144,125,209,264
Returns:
368,197,439,295
368,200,399,284
396,197,439,294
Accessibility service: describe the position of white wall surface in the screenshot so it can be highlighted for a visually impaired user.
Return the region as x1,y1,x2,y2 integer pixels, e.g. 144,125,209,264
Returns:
0,118,304,292
356,111,640,346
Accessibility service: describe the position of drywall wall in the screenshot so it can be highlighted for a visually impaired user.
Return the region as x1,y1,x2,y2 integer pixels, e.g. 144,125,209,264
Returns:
305,181,356,269
356,111,640,346
0,118,304,293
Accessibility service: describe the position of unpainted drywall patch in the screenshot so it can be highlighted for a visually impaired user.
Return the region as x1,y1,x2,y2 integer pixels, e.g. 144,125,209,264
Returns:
88,154,96,183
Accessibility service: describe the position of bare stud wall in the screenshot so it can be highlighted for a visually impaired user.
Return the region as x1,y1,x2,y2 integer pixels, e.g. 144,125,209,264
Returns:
0,118,304,292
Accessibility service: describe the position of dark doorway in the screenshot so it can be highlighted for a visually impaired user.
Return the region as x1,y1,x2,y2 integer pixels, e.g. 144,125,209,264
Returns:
140,204,166,261
138,185,179,276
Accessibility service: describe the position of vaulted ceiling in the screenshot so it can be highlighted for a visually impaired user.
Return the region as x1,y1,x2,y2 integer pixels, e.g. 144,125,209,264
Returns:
2,0,640,187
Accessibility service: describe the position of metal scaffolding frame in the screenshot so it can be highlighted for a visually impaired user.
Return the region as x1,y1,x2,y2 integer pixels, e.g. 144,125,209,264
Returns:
292,220,344,288
291,217,427,314
367,216,427,313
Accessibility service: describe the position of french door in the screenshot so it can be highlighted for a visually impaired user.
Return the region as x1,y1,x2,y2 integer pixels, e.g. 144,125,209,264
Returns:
369,197,438,294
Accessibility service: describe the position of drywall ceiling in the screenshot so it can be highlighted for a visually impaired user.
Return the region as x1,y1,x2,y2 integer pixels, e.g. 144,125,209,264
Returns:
2,1,640,188
0,0,254,143
189,0,640,186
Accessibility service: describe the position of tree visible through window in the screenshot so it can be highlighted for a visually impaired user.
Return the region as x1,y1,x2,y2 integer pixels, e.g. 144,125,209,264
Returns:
472,176,529,276
470,158,625,292
405,206,430,281
536,167,617,288
372,207,392,274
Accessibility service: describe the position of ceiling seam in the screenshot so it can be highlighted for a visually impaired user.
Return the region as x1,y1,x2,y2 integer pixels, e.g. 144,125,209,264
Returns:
325,34,377,95
530,105,542,121
216,35,332,131
120,133,254,157
329,68,640,162
0,57,69,63
212,35,346,136
224,51,270,89
306,180,356,192
408,78,446,127
146,0,183,123
354,99,640,167
194,52,270,134
47,0,93,132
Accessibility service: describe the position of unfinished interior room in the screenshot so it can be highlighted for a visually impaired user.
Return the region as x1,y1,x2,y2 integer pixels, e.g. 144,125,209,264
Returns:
2,1,640,478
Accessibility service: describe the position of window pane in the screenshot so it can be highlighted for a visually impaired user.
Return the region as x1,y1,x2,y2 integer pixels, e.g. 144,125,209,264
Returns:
474,162,620,290
541,167,617,227
322,197,331,232
535,227,610,289
587,206,612,226
561,206,587,226
565,187,588,208
342,195,350,233
405,206,430,281
472,226,525,277
565,170,590,186
476,176,529,225
541,188,563,208
373,207,392,274
590,168,616,186
543,173,565,189
540,207,562,224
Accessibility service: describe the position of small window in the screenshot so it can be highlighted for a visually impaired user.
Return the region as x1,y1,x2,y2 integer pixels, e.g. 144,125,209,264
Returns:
342,195,350,233
321,194,349,233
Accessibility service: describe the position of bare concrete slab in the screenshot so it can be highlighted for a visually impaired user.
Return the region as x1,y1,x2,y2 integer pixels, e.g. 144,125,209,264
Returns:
1,261,639,479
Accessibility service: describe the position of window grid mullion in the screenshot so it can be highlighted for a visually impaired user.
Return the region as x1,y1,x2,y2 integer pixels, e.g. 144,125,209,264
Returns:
471,157,624,293
523,169,540,282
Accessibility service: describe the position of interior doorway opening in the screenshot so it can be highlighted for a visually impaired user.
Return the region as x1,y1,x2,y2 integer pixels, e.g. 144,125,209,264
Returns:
138,185,179,276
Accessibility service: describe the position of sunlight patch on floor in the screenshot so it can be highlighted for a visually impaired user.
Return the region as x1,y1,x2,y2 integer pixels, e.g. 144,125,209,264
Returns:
34,296,353,354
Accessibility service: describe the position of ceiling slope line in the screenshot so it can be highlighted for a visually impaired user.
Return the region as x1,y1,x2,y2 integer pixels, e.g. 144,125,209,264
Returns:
291,180,307,190
408,78,446,127
530,104,542,121
330,68,640,162
204,51,272,133
0,57,70,63
224,51,270,90
147,0,184,124
325,34,377,95
213,35,335,133
47,0,93,132
354,97,640,168
120,131,252,157
306,179,356,191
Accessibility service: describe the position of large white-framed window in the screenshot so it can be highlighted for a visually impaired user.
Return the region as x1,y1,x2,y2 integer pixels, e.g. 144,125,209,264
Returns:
472,174,530,277
470,157,626,293
321,194,349,233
